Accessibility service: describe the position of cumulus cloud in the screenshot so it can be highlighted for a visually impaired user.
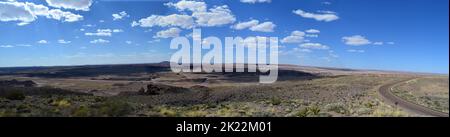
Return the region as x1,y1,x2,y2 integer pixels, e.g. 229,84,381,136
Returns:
249,21,275,32
305,34,318,38
132,14,194,29
45,0,92,11
231,19,275,32
37,40,48,44
154,27,182,38
112,11,129,20
90,39,110,44
0,1,83,26
240,0,271,4
85,29,123,37
342,35,371,46
58,39,71,44
281,31,306,43
165,0,207,12
305,29,320,33
293,48,312,53
293,9,338,22
299,43,329,50
133,1,236,28
192,5,236,27
387,42,395,45
231,19,259,30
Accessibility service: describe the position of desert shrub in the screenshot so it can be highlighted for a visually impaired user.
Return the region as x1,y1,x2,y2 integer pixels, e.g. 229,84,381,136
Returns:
4,91,25,100
158,107,178,117
216,105,241,117
295,108,309,117
325,103,349,114
72,105,91,117
0,109,18,117
183,110,208,117
355,108,372,116
99,100,133,117
372,108,407,117
51,99,71,108
295,106,321,117
308,106,321,115
269,97,282,105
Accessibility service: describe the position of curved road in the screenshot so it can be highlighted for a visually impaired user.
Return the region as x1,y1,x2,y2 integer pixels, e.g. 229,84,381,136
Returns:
378,78,449,117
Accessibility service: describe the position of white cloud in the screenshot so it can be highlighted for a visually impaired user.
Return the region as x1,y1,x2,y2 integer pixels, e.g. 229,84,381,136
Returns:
317,10,336,14
342,35,371,46
240,0,271,4
299,43,329,50
192,5,236,27
0,1,83,26
0,45,14,48
347,49,365,53
58,39,71,44
0,1,35,25
45,8,83,22
148,39,161,43
293,48,312,53
231,19,275,32
16,44,32,47
85,29,122,37
154,27,182,38
134,1,235,28
232,19,259,30
132,14,194,29
131,21,139,27
165,0,207,12
387,42,395,45
37,40,48,44
249,21,275,32
83,24,94,27
305,29,320,33
112,11,129,20
125,41,132,44
45,0,92,11
305,34,318,38
281,30,305,43
293,9,339,22
113,29,123,33
373,42,383,45
322,2,332,5
90,39,110,44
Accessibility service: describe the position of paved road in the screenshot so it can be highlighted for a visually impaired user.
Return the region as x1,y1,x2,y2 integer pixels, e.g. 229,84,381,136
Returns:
378,78,449,117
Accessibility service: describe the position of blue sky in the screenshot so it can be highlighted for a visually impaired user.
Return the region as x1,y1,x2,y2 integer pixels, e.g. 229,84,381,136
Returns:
0,0,448,74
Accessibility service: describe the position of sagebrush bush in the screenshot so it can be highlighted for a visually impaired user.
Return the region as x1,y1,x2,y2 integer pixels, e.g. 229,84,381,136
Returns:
5,91,25,100
99,100,133,117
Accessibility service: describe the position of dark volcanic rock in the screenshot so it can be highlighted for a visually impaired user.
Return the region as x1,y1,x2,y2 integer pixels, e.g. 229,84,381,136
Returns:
0,79,36,87
139,83,190,95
